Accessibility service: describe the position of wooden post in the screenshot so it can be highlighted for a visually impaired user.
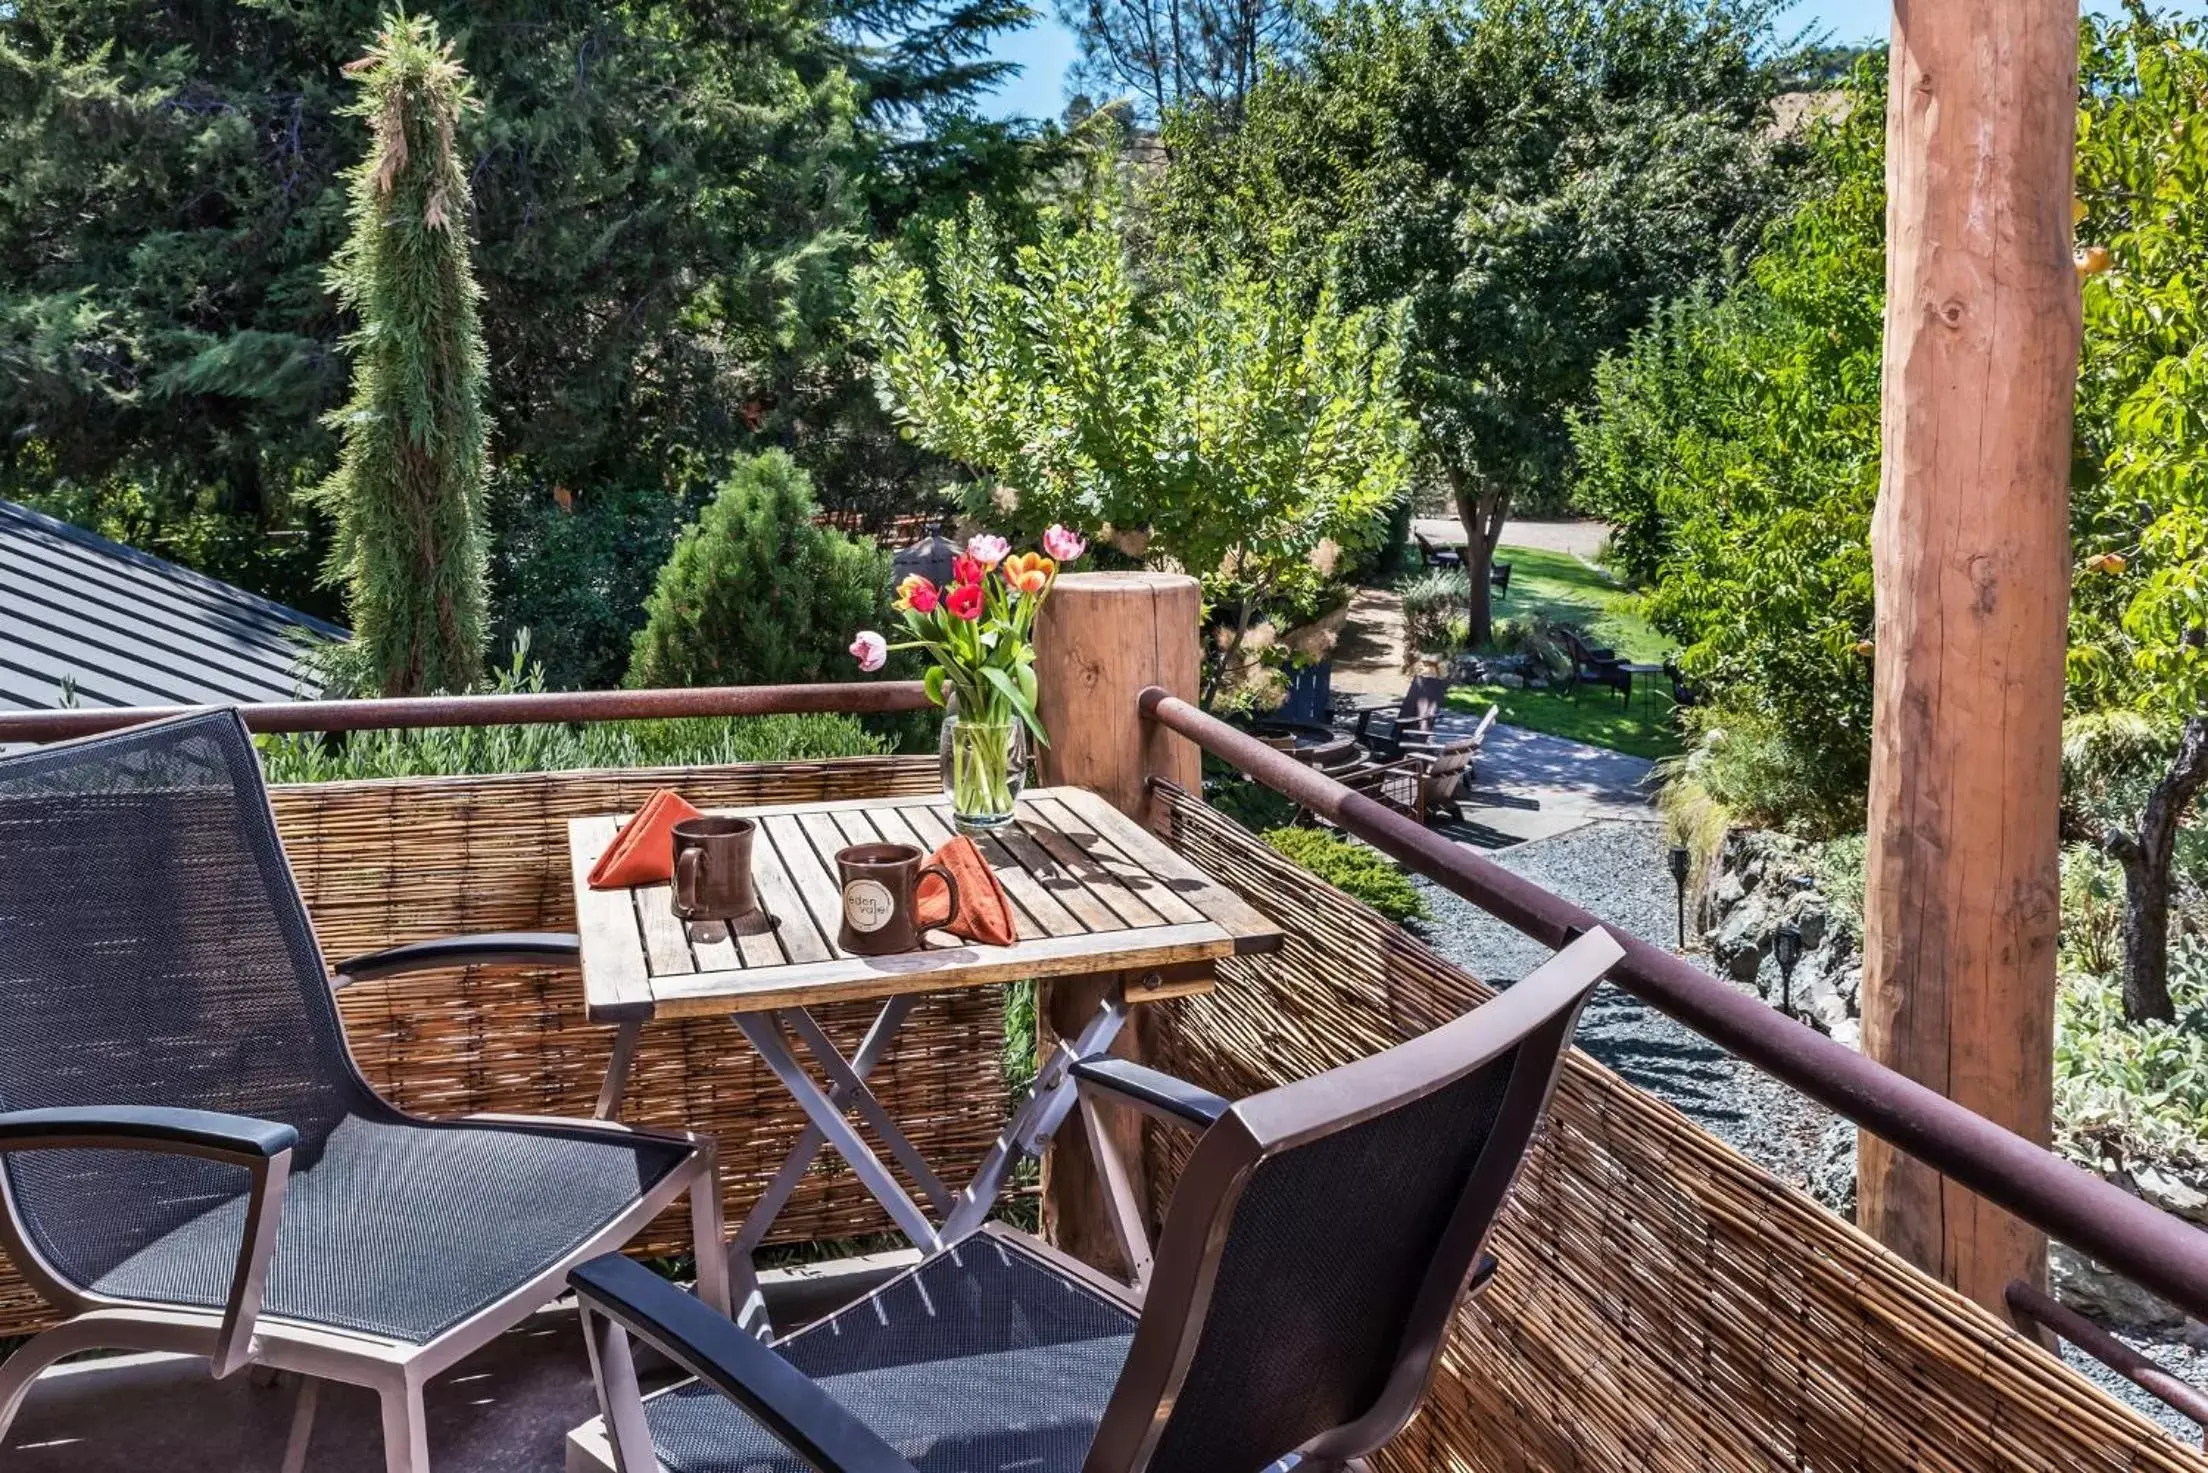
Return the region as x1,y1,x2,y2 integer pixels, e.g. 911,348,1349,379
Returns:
1861,0,2079,1313
1032,571,1203,1271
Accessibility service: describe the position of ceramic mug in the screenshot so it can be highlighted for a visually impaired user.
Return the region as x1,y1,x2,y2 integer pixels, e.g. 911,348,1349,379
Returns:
835,842,961,956
671,816,766,927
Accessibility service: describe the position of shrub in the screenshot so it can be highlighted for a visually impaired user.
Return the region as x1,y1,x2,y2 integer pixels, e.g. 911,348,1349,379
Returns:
2056,936,2208,1167
1658,702,1866,840
627,451,891,689
261,639,891,781
1398,569,1471,670
1262,827,1430,926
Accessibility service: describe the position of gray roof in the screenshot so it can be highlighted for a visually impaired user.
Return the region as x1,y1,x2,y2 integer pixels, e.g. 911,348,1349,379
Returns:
0,498,346,713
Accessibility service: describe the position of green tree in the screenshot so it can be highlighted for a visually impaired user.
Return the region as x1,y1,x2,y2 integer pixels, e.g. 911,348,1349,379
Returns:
627,450,891,689
311,15,489,696
1156,0,1798,645
0,0,960,614
1574,63,1885,817
856,201,1414,699
2062,9,2208,1022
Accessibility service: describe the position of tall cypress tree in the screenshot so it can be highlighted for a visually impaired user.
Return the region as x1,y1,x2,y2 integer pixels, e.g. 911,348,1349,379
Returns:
313,13,489,695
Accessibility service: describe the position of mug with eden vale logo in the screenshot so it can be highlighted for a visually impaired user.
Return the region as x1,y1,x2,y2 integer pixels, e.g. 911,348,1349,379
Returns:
835,842,962,956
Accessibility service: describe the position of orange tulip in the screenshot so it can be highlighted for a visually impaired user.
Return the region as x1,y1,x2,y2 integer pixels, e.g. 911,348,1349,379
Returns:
1002,551,1056,596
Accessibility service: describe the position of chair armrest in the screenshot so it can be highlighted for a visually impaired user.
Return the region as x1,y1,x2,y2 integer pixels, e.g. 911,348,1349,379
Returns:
1070,1057,1231,1130
333,931,581,984
0,1106,294,1378
0,1105,297,1159
570,1254,920,1473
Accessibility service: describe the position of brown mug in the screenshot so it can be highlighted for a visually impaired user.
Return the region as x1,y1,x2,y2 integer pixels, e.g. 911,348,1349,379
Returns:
672,816,768,929
835,842,961,956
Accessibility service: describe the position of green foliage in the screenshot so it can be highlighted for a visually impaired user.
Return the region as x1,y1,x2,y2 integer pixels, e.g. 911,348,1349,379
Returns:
626,451,891,689
1658,703,1863,837
309,15,489,696
1261,827,1430,925
1154,0,1798,527
259,642,889,781
857,201,1413,694
0,0,1032,632
2057,937,2208,1165
2069,10,2208,724
1398,568,1472,666
1572,57,1886,813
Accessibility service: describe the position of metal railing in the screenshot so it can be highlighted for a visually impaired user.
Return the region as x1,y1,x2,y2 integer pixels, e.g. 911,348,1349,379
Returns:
0,683,934,744
5,680,2205,1427
1136,687,2208,1344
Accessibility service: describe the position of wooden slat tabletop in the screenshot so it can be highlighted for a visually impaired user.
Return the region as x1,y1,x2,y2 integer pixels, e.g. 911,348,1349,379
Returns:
569,787,1283,1020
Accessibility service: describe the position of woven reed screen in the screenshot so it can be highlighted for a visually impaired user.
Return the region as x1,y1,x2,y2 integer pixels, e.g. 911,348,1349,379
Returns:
1149,787,2208,1473
0,755,1006,1338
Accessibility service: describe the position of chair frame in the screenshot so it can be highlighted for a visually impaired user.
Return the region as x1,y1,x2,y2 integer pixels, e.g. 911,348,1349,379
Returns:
568,929,1623,1473
0,727,727,1473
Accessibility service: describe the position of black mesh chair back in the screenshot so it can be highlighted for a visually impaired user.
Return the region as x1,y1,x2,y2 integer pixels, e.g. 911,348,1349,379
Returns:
0,712,372,1290
1089,933,1611,1473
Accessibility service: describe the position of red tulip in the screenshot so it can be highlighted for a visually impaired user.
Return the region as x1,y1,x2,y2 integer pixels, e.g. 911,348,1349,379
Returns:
946,582,985,620
952,553,985,586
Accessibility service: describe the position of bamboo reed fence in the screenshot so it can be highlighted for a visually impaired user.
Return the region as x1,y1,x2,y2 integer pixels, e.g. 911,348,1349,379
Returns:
0,755,1003,1338
1147,787,2208,1472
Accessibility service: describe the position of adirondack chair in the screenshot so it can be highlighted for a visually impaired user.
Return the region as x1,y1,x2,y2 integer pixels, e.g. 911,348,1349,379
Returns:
1349,674,1450,760
1343,705,1498,826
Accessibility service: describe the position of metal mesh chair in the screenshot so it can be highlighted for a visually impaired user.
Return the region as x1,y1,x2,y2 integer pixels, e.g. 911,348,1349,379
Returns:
569,927,1624,1473
0,711,727,1473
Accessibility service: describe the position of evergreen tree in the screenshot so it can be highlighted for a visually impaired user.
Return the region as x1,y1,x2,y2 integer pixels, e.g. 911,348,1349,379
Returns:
312,14,488,696
627,451,891,689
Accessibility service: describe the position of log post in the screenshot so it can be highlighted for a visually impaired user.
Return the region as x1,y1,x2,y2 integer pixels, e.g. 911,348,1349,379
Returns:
1861,0,2080,1313
1031,571,1203,1271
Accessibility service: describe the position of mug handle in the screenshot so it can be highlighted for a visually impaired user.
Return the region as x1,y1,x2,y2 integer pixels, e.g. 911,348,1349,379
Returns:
918,863,962,936
676,845,704,905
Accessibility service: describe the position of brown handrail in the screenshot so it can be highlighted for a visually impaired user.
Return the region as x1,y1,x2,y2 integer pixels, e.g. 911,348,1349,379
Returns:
1137,686,2208,1325
0,683,934,743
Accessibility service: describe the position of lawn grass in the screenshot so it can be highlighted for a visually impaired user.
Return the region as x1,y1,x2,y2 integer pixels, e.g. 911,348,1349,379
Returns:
1453,542,1683,759
1489,544,1667,661
1448,683,1683,761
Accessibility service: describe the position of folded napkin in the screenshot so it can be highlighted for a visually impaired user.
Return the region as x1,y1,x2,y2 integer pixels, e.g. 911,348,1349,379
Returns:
915,835,1018,946
588,789,705,890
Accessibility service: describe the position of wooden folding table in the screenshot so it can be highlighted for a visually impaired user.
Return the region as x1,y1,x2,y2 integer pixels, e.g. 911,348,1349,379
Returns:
567,785,1282,1331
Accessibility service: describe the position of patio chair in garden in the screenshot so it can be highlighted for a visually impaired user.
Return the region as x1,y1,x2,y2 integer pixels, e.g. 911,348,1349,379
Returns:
0,710,727,1473
1558,627,1631,705
1342,705,1499,828
1413,530,1464,571
565,925,1622,1473
1349,673,1450,759
1490,559,1513,599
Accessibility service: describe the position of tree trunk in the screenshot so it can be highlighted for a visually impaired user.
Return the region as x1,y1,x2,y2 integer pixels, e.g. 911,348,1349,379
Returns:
1450,468,1509,649
2110,714,2208,1023
1859,0,2080,1317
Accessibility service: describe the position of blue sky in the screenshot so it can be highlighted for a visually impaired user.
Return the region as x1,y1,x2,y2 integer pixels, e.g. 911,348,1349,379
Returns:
971,0,2097,121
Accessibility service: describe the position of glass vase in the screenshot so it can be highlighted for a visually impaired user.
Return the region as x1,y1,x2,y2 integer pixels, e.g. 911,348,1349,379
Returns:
940,711,1027,832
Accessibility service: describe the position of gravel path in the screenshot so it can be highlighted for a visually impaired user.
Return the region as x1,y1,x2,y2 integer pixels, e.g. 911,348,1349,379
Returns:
1404,817,2208,1441
1410,820,1836,1183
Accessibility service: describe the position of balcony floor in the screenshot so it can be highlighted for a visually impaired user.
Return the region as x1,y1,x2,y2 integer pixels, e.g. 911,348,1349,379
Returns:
7,1308,591,1473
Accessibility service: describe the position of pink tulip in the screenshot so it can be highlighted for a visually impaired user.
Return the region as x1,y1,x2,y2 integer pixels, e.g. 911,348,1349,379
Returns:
965,533,1011,568
850,631,888,673
1043,524,1087,562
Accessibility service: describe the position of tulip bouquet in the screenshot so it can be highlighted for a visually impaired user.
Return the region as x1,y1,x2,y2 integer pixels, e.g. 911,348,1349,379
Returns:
852,525,1086,830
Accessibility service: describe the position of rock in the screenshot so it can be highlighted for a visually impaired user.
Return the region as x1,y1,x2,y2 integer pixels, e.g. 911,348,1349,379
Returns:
1829,1018,1861,1051
2130,1163,2208,1225
2055,1244,2192,1337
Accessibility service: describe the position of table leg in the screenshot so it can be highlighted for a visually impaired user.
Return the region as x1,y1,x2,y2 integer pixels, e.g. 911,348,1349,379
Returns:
733,1012,944,1254
782,1008,953,1216
940,995,1128,1242
594,1020,644,1121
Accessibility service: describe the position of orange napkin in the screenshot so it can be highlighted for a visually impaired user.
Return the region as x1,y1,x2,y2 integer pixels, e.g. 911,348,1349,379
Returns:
588,789,705,890
915,835,1018,946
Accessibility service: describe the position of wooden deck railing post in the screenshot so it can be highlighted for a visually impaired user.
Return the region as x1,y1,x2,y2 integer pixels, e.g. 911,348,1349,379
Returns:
1032,571,1203,1272
1862,0,2080,1313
